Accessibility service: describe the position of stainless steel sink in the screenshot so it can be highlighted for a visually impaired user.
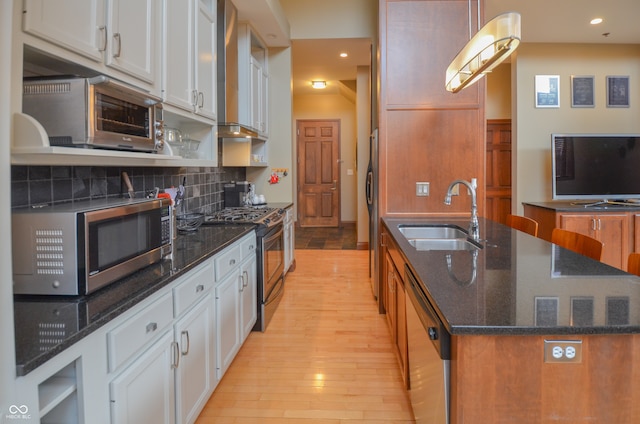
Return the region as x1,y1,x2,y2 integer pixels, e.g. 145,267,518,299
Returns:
398,225,468,240
398,224,482,251
408,238,480,251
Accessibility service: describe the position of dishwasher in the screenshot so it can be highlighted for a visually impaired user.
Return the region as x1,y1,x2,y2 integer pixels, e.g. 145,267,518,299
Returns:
405,265,451,424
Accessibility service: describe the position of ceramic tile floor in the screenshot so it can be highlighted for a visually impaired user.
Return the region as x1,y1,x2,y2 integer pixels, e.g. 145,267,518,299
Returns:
295,224,357,250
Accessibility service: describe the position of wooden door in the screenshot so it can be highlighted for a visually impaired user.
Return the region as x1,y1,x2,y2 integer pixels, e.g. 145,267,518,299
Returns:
297,120,340,227
485,119,512,224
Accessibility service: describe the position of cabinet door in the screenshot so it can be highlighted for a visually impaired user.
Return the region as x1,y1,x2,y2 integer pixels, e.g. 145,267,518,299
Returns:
240,256,257,340
597,214,629,270
250,58,262,131
559,214,595,237
23,0,105,62
395,276,408,388
106,0,159,83
195,0,216,119
110,330,176,424
384,253,397,343
164,0,196,111
260,69,268,136
175,295,215,424
215,272,241,380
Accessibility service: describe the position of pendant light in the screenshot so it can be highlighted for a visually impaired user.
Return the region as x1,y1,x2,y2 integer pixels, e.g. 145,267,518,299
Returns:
445,0,521,93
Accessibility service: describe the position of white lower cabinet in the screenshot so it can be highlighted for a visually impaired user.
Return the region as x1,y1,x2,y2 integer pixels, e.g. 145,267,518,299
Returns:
215,270,242,379
214,232,257,380
174,294,215,424
240,254,257,339
283,207,295,275
109,329,176,424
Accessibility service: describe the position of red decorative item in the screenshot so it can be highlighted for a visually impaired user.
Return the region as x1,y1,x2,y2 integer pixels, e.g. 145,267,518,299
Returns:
269,173,279,184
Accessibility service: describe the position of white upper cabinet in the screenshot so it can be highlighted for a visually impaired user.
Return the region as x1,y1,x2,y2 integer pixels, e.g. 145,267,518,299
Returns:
106,0,160,84
22,0,106,62
238,23,268,138
164,0,216,120
22,0,161,89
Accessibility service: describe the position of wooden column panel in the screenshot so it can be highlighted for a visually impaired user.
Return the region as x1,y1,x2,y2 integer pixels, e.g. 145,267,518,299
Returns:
450,334,640,423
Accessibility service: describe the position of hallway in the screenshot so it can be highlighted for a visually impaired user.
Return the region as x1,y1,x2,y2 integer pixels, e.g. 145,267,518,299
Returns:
195,250,415,423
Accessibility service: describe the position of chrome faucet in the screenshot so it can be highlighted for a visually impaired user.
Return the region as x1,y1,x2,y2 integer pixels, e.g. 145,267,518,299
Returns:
444,179,480,240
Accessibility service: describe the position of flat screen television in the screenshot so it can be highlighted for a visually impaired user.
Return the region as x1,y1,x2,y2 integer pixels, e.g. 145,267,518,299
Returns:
552,134,640,203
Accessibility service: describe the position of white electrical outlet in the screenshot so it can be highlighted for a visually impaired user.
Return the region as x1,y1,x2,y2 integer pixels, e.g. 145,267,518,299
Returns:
544,340,582,363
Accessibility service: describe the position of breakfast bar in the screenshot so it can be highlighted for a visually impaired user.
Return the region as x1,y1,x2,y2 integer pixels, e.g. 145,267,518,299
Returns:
382,216,640,423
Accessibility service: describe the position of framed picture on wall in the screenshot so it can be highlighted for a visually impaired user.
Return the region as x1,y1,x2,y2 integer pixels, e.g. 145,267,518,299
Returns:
535,75,560,108
606,75,630,107
571,75,595,108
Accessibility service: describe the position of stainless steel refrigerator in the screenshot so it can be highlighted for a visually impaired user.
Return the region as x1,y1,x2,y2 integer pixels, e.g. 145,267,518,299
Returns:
366,128,379,303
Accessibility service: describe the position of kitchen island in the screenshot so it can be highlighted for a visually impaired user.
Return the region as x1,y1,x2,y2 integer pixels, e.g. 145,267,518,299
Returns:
383,217,640,423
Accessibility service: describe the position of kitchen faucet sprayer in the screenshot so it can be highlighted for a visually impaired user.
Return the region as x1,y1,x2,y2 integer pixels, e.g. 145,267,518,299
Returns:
444,178,480,240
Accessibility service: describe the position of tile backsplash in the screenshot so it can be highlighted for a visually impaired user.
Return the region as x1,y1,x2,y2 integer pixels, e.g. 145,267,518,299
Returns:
11,165,246,215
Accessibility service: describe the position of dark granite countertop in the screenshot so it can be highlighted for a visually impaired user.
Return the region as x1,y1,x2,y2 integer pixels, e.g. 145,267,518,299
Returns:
14,224,255,376
524,200,640,212
383,217,640,337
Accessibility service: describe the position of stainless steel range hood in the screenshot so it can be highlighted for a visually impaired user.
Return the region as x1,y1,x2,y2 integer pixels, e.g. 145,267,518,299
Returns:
217,0,259,139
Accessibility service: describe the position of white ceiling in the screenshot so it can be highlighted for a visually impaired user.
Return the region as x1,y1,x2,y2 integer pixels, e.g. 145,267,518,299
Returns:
236,1,640,96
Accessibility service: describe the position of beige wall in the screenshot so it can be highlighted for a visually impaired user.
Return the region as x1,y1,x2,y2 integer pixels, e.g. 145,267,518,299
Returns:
280,0,377,40
513,43,640,214
487,63,512,120
293,92,358,222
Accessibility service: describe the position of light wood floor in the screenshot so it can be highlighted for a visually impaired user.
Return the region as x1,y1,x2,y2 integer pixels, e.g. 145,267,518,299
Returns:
196,250,415,423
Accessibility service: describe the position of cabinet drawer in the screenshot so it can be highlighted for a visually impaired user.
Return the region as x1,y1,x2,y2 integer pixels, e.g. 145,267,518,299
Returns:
173,260,214,317
239,232,257,260
215,244,241,281
107,291,173,373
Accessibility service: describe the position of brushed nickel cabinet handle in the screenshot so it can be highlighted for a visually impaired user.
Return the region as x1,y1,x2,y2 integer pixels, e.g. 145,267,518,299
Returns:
146,322,157,333
99,26,107,51
171,341,180,369
181,330,190,356
112,33,121,58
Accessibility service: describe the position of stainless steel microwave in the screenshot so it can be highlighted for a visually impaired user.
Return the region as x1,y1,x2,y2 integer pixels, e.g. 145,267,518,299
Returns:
12,198,172,296
22,75,165,152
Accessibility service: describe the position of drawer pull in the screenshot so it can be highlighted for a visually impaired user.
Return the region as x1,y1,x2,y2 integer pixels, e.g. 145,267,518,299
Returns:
229,258,236,266
146,322,158,333
196,284,204,293
171,341,180,369
181,331,190,356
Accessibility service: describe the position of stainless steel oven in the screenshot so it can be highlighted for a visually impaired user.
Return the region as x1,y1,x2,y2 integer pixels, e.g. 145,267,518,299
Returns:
257,222,285,331
205,206,286,331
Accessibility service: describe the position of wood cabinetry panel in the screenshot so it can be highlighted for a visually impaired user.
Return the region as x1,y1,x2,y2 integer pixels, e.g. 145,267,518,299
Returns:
450,334,640,423
382,109,484,215
524,204,633,270
384,0,481,107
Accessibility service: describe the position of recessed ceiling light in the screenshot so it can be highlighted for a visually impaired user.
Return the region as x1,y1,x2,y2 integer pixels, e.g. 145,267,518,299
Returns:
339,52,348,58
590,18,603,25
311,81,327,89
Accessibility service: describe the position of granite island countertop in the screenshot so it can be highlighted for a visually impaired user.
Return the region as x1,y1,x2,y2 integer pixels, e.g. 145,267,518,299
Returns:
14,224,256,376
383,216,640,336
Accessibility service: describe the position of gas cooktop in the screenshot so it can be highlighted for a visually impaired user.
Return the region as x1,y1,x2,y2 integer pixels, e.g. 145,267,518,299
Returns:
205,206,284,227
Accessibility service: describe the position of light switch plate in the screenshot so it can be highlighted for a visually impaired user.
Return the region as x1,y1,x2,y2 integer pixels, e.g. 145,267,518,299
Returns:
416,182,429,196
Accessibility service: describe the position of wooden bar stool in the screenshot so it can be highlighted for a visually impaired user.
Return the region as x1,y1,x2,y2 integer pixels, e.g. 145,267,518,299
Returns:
628,253,640,276
506,214,539,237
551,228,603,261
